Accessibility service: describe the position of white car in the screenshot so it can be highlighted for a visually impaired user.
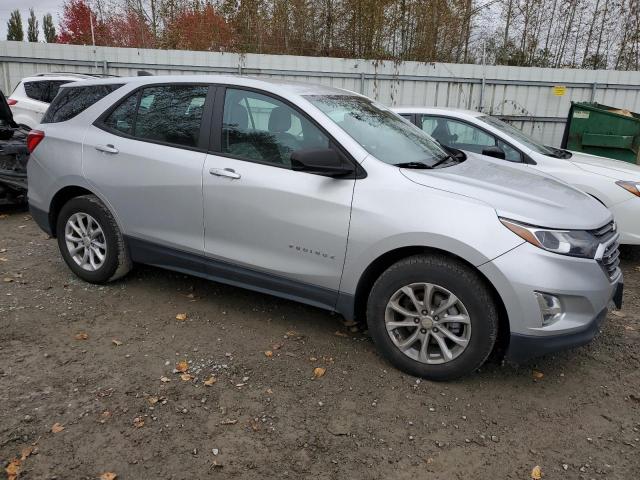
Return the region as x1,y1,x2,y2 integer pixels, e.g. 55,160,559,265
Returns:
394,107,640,245
7,73,99,128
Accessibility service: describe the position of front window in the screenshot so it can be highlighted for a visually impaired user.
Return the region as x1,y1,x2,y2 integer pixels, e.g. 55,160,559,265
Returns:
478,115,555,156
306,95,449,167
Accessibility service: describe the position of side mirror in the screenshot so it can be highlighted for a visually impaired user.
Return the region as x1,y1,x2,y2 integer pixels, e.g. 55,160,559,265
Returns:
482,146,506,160
290,148,355,178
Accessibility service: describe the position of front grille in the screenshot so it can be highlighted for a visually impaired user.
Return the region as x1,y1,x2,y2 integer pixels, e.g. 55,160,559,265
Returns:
590,221,621,281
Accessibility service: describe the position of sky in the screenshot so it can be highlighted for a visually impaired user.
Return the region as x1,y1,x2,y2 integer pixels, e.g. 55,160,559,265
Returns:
0,0,63,40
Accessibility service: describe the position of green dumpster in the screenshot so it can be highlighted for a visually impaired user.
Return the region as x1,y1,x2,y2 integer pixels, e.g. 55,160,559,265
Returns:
561,102,640,164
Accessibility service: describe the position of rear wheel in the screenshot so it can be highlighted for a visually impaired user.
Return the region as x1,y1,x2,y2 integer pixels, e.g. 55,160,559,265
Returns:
366,254,498,380
56,195,131,283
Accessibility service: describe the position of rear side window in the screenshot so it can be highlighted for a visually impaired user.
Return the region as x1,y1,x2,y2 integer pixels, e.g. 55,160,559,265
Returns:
101,85,209,148
24,80,74,103
42,84,123,124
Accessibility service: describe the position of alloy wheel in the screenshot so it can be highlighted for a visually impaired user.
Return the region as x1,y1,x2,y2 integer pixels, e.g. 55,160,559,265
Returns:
64,212,107,272
384,282,471,364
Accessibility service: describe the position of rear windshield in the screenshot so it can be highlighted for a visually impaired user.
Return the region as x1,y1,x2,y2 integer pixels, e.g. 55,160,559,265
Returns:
24,80,71,103
42,84,123,123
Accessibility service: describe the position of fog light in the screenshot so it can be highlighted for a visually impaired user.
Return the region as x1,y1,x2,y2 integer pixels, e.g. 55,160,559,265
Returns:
534,292,563,326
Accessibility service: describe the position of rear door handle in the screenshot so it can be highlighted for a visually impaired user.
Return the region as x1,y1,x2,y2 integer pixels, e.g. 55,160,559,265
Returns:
95,144,119,154
209,167,241,179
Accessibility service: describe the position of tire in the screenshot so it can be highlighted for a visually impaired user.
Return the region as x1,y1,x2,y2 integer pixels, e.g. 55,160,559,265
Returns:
56,195,131,284
366,254,498,381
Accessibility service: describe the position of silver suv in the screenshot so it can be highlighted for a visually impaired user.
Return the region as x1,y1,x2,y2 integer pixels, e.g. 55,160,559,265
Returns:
26,76,623,380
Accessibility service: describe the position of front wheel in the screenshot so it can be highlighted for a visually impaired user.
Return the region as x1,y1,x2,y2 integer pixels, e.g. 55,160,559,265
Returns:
366,254,498,381
56,195,131,283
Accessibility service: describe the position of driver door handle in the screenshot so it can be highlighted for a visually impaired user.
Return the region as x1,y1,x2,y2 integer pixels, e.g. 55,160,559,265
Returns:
95,144,119,154
209,167,241,180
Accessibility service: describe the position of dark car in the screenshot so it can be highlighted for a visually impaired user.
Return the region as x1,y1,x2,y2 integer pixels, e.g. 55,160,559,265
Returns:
0,90,29,204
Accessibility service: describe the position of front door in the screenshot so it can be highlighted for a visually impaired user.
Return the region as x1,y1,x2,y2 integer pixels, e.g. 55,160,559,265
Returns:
202,87,355,309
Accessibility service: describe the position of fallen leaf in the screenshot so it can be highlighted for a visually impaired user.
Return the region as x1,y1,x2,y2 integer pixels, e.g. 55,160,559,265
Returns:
249,418,261,432
147,396,159,405
74,332,89,340
265,388,273,394
0,214,8,219
204,376,217,386
532,370,544,380
264,350,273,358
334,330,348,337
111,339,123,346
99,473,118,480
176,360,189,373
51,422,65,433
20,446,34,460
99,411,112,423
272,343,283,350
180,373,193,381
220,419,237,425
160,376,171,383
175,313,187,321
313,367,326,378
624,325,635,331
5,458,20,480
0,257,8,262
133,417,145,428
531,465,542,479
611,310,626,318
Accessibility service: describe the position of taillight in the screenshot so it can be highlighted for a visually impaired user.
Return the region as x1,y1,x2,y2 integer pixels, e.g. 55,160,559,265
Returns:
26,130,45,153
7,98,17,106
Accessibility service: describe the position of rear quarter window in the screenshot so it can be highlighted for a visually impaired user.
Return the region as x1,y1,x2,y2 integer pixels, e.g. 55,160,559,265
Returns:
42,84,123,124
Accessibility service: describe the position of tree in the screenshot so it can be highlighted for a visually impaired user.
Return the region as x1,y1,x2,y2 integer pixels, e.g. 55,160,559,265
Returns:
161,3,235,51
43,13,57,43
58,0,112,46
27,8,39,42
7,10,23,41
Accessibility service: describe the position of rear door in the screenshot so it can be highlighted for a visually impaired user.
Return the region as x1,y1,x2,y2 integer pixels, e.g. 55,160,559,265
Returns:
84,83,213,258
201,86,356,307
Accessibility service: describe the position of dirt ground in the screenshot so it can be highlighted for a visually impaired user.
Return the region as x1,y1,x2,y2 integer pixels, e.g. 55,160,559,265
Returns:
0,205,639,480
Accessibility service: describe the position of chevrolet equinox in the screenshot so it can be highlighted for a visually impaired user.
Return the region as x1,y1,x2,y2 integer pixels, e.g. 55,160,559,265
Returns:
26,76,623,380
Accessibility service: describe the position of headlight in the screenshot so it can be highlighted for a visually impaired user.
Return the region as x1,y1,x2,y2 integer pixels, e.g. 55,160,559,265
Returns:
500,218,599,258
615,180,640,197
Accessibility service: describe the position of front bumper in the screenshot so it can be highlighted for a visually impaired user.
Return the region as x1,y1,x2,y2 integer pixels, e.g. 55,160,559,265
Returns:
480,242,622,362
609,197,640,245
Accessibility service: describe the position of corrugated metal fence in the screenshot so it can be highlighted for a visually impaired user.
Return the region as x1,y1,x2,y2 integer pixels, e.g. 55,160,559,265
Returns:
2,41,640,146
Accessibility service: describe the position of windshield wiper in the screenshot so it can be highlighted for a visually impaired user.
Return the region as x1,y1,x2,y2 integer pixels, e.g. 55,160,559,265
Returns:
393,161,433,169
431,154,457,168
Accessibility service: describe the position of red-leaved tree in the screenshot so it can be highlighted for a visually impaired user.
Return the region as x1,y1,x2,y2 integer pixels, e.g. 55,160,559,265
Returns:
57,0,113,46
110,10,155,48
161,4,235,51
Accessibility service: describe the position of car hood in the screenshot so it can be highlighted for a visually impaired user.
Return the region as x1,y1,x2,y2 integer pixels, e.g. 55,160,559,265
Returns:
401,153,612,230
567,150,640,180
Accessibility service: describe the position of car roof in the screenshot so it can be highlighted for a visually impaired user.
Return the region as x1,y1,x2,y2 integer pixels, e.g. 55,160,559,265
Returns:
19,73,102,83
392,106,485,118
61,75,359,98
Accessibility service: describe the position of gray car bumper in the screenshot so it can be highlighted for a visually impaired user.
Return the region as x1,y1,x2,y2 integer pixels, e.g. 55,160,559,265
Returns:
480,242,622,362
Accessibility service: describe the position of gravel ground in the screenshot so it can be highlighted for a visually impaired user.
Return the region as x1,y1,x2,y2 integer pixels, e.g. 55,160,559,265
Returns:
1,206,639,479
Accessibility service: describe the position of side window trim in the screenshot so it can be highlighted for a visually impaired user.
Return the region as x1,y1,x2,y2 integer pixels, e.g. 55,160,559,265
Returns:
209,85,365,178
94,82,214,153
421,114,525,162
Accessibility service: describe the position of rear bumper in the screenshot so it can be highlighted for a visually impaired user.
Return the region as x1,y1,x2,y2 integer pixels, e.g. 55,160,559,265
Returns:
505,307,607,363
29,203,52,235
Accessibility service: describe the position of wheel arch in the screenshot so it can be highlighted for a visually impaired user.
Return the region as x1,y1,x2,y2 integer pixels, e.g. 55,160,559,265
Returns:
48,185,97,237
347,245,510,354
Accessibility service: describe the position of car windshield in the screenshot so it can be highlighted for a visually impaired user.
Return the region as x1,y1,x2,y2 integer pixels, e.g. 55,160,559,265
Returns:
477,114,567,157
305,95,450,167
